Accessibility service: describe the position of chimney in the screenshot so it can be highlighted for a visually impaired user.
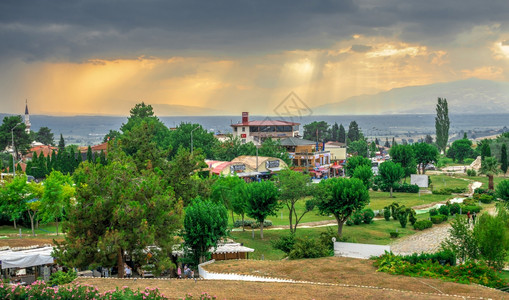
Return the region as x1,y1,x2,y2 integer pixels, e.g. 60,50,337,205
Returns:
242,112,249,124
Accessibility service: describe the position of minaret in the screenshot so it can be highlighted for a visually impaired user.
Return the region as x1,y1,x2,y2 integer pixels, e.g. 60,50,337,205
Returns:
24,99,31,134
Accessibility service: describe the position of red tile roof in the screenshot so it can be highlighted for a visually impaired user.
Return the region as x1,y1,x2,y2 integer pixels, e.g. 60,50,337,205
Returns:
26,145,58,158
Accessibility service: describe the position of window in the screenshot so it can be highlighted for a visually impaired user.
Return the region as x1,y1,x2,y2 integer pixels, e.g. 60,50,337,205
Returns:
234,127,237,132
241,139,246,144
250,126,258,132
242,127,245,132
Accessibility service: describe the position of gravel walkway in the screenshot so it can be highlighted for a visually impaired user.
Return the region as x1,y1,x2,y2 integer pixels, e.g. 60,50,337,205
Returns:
391,223,451,255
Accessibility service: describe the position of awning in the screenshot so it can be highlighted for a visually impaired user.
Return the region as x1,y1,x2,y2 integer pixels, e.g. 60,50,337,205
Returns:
268,167,282,172
331,165,342,169
236,172,262,177
0,246,54,269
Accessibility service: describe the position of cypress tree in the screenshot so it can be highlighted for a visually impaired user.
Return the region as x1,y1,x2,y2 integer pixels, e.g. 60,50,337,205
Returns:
69,147,77,173
347,121,360,142
501,144,508,175
435,97,450,154
338,124,346,143
99,150,107,165
384,138,390,148
87,146,94,163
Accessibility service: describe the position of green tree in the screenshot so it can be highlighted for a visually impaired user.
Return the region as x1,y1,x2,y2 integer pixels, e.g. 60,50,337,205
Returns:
378,161,404,197
303,121,330,142
230,179,248,231
26,182,44,236
338,124,346,143
0,116,31,159
35,127,55,146
474,212,508,269
0,175,30,228
276,169,314,233
103,129,121,143
369,141,377,158
211,175,246,223
213,136,257,161
245,180,280,239
86,146,94,163
183,198,228,265
480,157,500,190
390,144,416,179
352,165,373,189
314,177,369,236
168,123,217,159
435,97,450,154
54,151,182,277
501,143,508,175
331,122,339,142
166,147,207,206
447,138,474,163
496,180,509,201
441,216,478,263
384,138,390,148
40,171,75,235
413,142,439,174
345,155,371,177
347,121,362,142
258,138,291,165
347,140,368,157
424,134,433,144
58,134,65,149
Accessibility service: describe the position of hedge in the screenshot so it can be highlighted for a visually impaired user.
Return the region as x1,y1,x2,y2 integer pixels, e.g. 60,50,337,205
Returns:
414,220,433,230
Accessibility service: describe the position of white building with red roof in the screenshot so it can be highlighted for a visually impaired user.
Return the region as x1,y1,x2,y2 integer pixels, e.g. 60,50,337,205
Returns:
230,112,300,144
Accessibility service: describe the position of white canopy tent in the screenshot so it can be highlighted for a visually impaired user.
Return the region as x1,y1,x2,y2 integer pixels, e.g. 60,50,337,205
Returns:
0,246,54,269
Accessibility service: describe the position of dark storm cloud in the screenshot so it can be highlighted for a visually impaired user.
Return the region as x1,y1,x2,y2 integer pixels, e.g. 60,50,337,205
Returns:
1,0,509,61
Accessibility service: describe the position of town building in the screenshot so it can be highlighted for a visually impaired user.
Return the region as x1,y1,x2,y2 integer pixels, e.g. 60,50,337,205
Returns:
230,112,300,144
279,137,331,168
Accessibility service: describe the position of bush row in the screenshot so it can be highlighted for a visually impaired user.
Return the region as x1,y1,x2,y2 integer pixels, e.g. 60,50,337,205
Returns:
346,208,375,226
399,250,456,266
374,252,506,288
431,214,448,224
233,220,272,228
413,220,433,230
432,187,467,195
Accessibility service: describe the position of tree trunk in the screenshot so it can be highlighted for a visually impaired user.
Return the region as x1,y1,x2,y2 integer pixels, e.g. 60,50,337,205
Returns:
260,220,264,239
288,203,294,234
489,175,494,190
36,219,39,229
241,214,245,232
13,219,16,229
390,186,393,198
335,215,344,237
28,211,35,237
56,219,59,236
117,247,124,278
231,211,235,225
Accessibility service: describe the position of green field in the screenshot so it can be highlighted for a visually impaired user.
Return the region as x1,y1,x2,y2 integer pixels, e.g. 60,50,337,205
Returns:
0,223,59,236
428,174,472,190
231,214,430,260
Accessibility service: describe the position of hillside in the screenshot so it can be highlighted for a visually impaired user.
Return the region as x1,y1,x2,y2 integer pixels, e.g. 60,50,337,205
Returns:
313,78,509,115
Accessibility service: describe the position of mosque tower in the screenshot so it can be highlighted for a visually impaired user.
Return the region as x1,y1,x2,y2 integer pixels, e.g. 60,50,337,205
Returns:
24,99,31,134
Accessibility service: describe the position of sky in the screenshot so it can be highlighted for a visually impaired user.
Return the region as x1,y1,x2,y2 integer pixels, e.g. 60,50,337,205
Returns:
2,0,509,116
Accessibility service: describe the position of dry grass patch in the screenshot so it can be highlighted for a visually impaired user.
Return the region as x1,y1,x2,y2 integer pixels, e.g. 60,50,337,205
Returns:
0,237,61,247
205,257,506,299
77,278,459,300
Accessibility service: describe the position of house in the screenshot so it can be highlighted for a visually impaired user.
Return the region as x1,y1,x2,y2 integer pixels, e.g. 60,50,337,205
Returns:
230,112,300,144
279,137,331,168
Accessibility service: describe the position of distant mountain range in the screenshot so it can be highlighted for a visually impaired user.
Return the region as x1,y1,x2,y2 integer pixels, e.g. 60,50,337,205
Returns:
313,78,509,115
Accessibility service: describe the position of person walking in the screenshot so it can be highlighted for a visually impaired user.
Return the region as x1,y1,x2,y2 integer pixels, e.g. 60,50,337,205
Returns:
467,211,471,224
472,212,477,225
177,265,182,279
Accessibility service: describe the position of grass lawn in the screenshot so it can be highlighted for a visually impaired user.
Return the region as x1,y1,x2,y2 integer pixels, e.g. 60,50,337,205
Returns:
230,214,430,260
469,175,507,189
428,174,471,190
0,222,61,236
367,191,452,211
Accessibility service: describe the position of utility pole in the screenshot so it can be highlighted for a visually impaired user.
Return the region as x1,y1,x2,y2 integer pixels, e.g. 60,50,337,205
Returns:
11,123,22,176
190,125,200,155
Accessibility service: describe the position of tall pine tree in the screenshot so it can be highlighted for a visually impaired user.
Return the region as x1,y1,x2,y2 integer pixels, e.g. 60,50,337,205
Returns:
501,143,508,175
435,97,450,154
86,146,94,163
338,124,346,143
347,121,361,142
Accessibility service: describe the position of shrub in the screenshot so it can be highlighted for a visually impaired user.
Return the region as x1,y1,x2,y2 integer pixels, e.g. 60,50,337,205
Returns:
400,249,456,266
496,179,509,201
352,211,363,225
48,270,77,286
466,169,477,176
289,237,329,259
438,205,450,216
319,227,342,253
383,207,391,221
233,220,253,228
397,210,408,228
361,208,375,224
432,189,451,195
389,231,399,238
372,185,379,191
250,220,272,228
475,187,496,196
408,211,417,226
432,187,467,195
346,218,354,226
431,214,448,224
373,252,506,289
414,220,433,230
478,194,494,204
271,234,296,255
429,208,438,217
449,203,461,215
460,205,481,214
393,183,419,193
